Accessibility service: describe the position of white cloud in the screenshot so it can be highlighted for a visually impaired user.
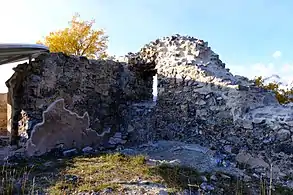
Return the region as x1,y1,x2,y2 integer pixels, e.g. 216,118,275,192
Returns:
272,51,282,59
229,62,293,88
281,63,293,72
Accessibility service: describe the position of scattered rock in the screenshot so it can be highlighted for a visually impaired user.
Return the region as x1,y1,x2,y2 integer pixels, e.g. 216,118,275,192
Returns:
82,146,94,154
224,145,232,153
64,174,79,183
158,190,169,195
102,187,113,194
63,148,78,157
108,132,127,145
210,175,218,181
200,176,208,182
276,129,291,141
200,182,215,191
236,152,269,169
220,174,231,180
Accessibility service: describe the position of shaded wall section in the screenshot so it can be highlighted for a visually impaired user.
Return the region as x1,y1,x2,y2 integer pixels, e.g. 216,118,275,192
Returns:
6,52,153,146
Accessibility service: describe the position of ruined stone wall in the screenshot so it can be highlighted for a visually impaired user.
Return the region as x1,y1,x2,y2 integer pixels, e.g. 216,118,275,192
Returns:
5,34,293,184
0,93,7,136
7,34,293,165
113,35,293,182
122,35,293,156
6,52,153,150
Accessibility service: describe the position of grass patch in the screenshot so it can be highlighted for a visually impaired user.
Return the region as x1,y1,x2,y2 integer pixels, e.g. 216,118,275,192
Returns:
0,156,72,194
274,184,293,195
48,153,162,194
149,164,202,190
1,153,163,194
1,152,293,194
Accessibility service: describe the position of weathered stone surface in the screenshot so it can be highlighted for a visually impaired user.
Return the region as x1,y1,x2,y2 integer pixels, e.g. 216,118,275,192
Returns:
116,35,293,186
26,99,110,156
121,35,293,154
235,152,269,169
82,146,94,154
63,148,78,157
6,52,151,146
276,128,291,141
4,34,293,188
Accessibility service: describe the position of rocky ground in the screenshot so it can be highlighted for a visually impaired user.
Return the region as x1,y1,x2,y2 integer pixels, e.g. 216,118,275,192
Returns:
1,139,293,195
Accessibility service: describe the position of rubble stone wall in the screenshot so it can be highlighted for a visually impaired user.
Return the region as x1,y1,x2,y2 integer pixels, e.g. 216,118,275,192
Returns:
116,35,293,183
6,52,153,152
4,34,293,187
122,35,293,157
6,35,293,167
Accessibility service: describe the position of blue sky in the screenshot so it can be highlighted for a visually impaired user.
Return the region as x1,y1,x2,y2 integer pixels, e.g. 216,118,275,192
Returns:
0,0,293,92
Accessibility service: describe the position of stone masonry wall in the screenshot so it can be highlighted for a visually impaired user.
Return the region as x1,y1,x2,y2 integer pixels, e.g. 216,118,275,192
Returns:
6,52,152,150
6,34,293,181
120,35,293,180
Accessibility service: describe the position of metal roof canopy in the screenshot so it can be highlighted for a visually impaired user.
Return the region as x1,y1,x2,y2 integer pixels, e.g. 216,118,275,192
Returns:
0,43,49,65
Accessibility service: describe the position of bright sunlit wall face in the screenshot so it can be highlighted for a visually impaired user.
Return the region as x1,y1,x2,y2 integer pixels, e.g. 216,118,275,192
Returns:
152,74,158,102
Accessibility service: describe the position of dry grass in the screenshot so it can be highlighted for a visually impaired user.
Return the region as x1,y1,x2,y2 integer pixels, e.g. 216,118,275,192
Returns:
1,152,293,195
0,153,164,194
48,153,163,194
0,163,33,194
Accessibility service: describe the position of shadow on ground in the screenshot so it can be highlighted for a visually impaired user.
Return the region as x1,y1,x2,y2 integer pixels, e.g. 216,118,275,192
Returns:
0,154,74,194
1,151,293,195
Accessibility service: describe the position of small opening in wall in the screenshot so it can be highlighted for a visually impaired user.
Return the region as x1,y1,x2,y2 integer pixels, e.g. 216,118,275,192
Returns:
152,74,158,102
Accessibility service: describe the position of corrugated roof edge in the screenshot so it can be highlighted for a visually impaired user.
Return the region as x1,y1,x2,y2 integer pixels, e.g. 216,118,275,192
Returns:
0,43,49,65
0,43,49,50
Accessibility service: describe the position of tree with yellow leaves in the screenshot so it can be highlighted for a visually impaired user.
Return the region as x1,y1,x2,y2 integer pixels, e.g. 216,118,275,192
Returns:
38,13,108,59
254,76,293,104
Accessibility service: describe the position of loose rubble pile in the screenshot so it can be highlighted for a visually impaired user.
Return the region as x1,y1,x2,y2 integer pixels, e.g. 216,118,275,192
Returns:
2,34,293,191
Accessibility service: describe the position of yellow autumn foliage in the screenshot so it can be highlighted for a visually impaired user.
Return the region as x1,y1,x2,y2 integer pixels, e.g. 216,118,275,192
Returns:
254,76,293,104
37,13,108,59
